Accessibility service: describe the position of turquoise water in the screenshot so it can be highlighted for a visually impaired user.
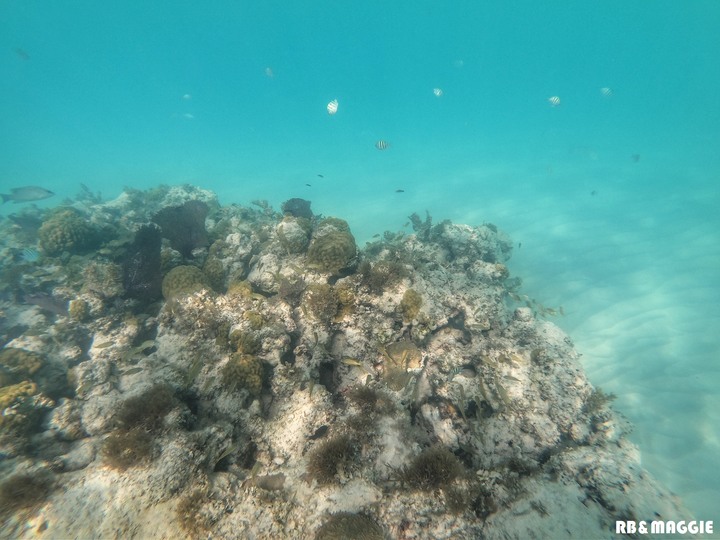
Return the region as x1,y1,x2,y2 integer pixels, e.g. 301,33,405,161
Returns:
2,0,719,521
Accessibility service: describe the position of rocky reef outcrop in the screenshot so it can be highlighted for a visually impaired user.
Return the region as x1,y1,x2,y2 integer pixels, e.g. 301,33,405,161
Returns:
0,185,691,539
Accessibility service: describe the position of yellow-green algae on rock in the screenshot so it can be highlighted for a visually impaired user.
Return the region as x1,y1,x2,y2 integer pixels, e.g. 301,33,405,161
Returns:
161,265,212,300
0,348,44,379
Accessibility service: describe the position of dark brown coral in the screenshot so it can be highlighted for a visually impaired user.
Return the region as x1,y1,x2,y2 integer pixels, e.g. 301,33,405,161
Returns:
153,200,209,257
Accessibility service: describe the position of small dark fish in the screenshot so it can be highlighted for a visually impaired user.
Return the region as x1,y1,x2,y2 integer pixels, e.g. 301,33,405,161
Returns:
252,473,285,491
591,190,597,196
631,154,641,162
22,292,68,316
518,242,522,249
306,183,312,187
375,140,390,151
8,214,43,230
308,425,328,439
14,48,30,60
317,174,324,178
1,186,55,204
395,189,404,193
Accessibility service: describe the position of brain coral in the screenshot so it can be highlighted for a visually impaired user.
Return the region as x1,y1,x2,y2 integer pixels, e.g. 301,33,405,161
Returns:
221,353,263,397
38,209,97,256
307,218,357,273
161,265,211,300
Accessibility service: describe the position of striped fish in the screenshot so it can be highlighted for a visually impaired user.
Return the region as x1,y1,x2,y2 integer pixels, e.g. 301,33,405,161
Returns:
327,99,338,115
21,248,40,262
375,140,390,151
548,96,561,107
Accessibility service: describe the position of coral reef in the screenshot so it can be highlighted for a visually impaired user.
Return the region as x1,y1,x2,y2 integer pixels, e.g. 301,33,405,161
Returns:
0,185,694,539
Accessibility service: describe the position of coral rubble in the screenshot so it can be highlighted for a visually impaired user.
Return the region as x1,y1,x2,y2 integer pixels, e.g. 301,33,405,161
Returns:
0,185,692,539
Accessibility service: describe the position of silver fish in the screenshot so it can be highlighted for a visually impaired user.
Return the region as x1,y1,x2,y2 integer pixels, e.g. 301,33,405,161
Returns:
21,248,40,262
1,186,55,204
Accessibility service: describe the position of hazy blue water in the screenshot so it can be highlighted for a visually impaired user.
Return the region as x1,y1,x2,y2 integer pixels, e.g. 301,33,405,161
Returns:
2,0,719,521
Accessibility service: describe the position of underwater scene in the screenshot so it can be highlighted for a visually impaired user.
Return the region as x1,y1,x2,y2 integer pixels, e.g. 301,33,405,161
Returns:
1,1,719,539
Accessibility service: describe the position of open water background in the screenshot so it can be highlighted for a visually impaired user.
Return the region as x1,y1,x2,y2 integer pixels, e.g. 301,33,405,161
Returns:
2,0,719,520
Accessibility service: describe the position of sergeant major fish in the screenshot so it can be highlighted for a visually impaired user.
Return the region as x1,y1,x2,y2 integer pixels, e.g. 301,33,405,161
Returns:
1,186,55,204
